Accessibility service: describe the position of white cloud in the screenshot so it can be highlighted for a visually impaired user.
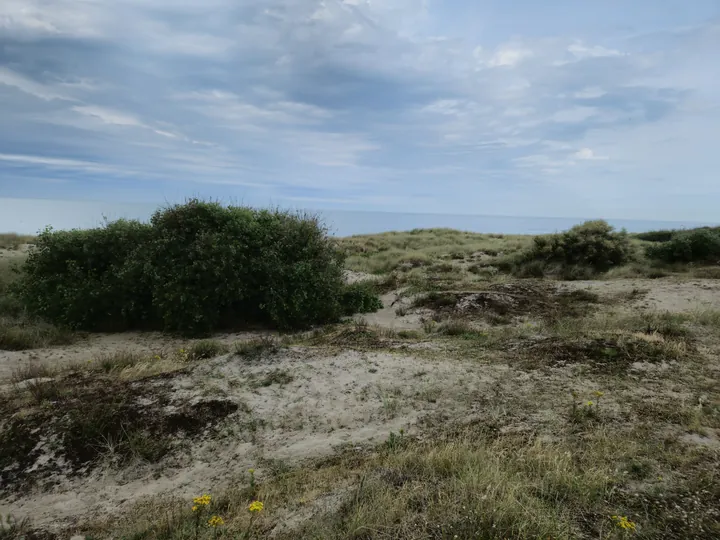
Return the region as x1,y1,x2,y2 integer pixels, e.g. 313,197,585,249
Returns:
568,42,625,59
574,148,609,160
0,67,73,101
488,45,534,67
71,105,145,127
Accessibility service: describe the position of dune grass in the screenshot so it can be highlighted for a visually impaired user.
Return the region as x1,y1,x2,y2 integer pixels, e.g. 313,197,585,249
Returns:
0,233,34,250
339,228,533,274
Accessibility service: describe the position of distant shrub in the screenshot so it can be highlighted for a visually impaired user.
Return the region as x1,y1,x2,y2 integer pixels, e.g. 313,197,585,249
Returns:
340,281,384,316
514,220,631,277
15,200,380,336
646,228,720,264
635,230,675,243
188,339,229,360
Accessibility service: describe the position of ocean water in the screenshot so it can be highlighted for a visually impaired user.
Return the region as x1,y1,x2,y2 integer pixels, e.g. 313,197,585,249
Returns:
0,198,717,237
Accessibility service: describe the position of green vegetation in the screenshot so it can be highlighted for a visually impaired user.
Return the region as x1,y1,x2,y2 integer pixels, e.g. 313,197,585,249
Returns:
646,227,720,264
340,280,384,315
13,200,381,336
340,228,531,274
188,339,229,360
514,220,632,278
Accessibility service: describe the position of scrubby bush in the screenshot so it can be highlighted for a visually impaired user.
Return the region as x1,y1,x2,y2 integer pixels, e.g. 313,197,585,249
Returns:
514,220,631,277
16,219,155,331
646,228,720,264
340,281,384,315
15,200,381,336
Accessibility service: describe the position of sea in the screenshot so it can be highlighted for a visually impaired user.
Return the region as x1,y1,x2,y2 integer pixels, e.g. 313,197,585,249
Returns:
0,198,717,237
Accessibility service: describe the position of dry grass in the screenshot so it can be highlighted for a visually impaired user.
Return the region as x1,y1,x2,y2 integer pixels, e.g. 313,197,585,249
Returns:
0,316,76,350
0,233,34,250
94,422,720,540
339,228,532,275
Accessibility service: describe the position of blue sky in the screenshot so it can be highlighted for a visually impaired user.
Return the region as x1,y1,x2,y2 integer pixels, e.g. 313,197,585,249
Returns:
1,0,719,221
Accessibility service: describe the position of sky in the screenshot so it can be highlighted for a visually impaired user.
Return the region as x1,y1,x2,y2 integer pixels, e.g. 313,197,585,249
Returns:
1,0,720,222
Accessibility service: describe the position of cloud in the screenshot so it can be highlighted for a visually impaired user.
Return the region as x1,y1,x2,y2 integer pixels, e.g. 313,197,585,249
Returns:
1,1,719,220
0,67,73,101
488,45,534,67
574,148,609,160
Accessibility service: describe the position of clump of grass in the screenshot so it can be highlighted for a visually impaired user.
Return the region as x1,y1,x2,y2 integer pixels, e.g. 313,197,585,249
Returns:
93,350,146,373
234,337,278,360
11,363,52,383
0,318,75,351
0,515,33,539
436,318,473,336
253,369,294,388
188,340,229,360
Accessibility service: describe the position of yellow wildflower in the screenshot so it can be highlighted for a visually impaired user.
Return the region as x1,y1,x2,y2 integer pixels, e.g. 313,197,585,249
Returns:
191,505,198,512
594,390,605,398
612,515,636,531
248,500,264,513
193,494,212,507
207,515,225,528
248,468,255,474
587,401,594,406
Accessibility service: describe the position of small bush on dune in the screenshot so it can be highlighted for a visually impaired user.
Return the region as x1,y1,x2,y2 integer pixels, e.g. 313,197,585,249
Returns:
514,220,631,278
15,200,381,336
646,228,720,264
341,281,384,315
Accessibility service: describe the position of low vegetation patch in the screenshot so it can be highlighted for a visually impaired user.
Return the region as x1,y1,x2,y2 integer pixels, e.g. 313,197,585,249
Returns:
0,316,75,351
519,333,692,373
0,372,239,493
96,426,720,540
413,281,599,324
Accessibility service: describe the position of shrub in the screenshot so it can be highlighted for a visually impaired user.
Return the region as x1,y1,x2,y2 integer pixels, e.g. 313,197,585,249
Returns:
341,281,384,316
646,228,720,264
515,220,631,276
15,201,381,336
15,219,154,331
635,230,675,243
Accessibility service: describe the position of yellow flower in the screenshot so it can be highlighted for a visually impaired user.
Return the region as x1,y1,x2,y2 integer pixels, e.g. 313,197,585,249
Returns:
587,401,594,406
594,390,605,398
191,505,198,512
193,494,212,507
612,515,636,532
248,500,264,513
248,468,255,474
207,515,225,528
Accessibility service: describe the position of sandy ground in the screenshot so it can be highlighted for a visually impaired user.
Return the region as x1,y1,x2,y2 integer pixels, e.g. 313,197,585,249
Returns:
0,346,516,529
2,277,720,532
559,278,720,312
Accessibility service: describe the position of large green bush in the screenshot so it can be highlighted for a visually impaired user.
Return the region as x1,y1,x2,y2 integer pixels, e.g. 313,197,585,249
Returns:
17,219,154,330
646,228,720,264
515,220,631,277
15,201,379,336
